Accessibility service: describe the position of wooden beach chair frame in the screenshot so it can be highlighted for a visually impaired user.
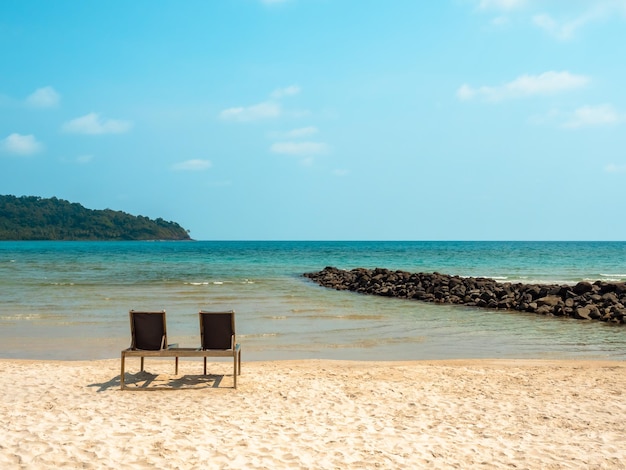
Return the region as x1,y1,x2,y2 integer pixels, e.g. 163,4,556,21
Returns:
120,310,179,389
120,309,242,390
199,310,242,388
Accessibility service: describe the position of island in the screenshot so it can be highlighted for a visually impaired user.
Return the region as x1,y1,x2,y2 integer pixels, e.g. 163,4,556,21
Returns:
0,195,191,241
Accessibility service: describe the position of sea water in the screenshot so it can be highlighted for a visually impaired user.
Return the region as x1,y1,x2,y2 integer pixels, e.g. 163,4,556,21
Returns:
1,241,625,361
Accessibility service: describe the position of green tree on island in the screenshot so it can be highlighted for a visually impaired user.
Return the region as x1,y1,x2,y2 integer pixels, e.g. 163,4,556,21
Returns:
0,195,191,241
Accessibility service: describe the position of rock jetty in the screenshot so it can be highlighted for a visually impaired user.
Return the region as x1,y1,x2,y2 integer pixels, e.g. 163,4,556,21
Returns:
303,267,626,324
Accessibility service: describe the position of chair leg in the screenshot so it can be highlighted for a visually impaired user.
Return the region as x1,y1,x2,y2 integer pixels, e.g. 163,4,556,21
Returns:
120,353,126,390
238,350,242,375
140,356,144,372
203,357,207,375
233,356,237,389
175,357,179,375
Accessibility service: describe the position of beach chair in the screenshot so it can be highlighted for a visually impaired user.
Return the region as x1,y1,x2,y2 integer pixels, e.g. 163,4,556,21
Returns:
120,310,179,389
199,310,242,388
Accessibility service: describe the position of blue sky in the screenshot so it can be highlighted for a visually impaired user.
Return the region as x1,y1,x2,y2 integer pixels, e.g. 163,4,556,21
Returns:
1,0,625,240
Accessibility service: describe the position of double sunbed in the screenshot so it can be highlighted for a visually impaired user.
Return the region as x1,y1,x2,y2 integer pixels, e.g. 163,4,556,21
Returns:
120,310,242,390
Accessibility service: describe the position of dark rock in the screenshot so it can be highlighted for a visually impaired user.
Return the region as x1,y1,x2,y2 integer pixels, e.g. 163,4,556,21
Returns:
575,307,592,320
303,267,626,325
537,296,562,308
573,281,594,295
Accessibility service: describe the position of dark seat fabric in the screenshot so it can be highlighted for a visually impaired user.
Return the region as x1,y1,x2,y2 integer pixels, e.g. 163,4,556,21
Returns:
132,312,166,350
200,312,234,350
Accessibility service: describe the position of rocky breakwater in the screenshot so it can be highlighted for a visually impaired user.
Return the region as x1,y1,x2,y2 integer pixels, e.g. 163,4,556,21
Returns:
303,267,626,324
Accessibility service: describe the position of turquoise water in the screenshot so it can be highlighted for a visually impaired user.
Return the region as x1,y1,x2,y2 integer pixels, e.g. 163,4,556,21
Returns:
1,241,625,361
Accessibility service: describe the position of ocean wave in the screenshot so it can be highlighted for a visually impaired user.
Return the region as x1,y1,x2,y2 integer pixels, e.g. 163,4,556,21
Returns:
184,281,230,286
461,275,510,281
0,313,60,321
239,332,279,338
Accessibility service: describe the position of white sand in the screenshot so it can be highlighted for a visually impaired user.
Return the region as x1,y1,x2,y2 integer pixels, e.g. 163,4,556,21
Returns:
1,358,625,469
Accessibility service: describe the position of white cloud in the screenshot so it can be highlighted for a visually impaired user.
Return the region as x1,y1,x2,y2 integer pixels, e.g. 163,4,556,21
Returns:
531,104,623,129
270,85,301,99
478,0,526,11
457,71,589,102
220,85,304,123
563,104,622,129
26,86,60,108
62,112,133,134
532,1,626,40
332,169,350,177
270,141,329,156
475,1,626,40
605,163,626,173
456,84,477,101
219,101,281,122
172,159,212,171
2,133,43,155
532,12,594,41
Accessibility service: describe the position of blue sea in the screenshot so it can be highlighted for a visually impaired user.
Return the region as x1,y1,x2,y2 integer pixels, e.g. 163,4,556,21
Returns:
1,241,625,361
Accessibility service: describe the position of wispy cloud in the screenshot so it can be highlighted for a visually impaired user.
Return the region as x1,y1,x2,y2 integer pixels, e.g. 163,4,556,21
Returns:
62,112,133,135
532,9,606,41
533,14,576,41
478,0,526,11
563,104,622,129
605,163,626,173
457,71,589,102
332,169,350,177
222,86,328,164
219,102,281,122
220,85,301,122
270,126,319,140
26,86,60,108
532,1,626,40
270,141,329,156
172,159,212,171
531,104,623,129
474,0,626,40
2,133,43,155
270,85,300,99
475,0,527,28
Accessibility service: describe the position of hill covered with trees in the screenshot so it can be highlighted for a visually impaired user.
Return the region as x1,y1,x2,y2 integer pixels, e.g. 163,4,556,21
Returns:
0,195,191,241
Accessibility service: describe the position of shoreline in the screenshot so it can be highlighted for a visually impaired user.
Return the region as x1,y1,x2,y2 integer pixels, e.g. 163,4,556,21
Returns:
2,358,625,469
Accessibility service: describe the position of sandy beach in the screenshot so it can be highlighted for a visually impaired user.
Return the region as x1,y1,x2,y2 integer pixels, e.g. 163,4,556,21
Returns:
1,358,625,469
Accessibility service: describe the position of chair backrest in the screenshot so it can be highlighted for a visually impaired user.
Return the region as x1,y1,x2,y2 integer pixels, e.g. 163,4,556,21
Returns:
199,310,235,350
129,310,167,350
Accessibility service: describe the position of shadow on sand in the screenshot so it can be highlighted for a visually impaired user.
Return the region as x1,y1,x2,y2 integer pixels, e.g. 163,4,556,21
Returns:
89,370,230,392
